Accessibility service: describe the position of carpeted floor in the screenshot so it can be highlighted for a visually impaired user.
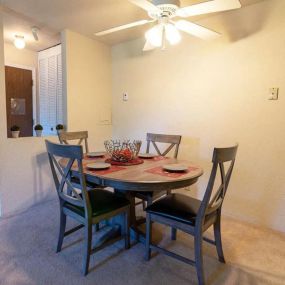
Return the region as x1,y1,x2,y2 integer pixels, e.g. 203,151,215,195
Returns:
0,197,285,285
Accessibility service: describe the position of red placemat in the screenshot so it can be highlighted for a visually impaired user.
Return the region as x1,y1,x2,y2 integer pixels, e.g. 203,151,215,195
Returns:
105,158,144,166
145,166,199,178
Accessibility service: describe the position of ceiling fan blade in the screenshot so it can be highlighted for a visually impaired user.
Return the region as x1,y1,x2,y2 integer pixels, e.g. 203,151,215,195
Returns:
177,0,241,18
95,19,151,36
128,0,160,13
143,40,157,51
175,20,220,40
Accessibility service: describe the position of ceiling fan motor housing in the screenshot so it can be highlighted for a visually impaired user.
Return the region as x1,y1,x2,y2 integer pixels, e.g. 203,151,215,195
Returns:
149,0,181,19
152,0,180,6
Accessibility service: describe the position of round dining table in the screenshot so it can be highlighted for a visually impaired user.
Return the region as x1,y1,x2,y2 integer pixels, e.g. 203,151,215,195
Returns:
83,156,203,191
80,155,203,241
65,155,203,244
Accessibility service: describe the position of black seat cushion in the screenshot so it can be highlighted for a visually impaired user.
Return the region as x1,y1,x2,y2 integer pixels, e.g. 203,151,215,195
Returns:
146,193,202,226
64,189,129,218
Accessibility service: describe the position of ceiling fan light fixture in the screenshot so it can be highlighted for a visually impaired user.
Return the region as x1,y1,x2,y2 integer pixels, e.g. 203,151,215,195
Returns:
96,0,242,51
165,23,181,45
145,24,163,47
14,35,26,49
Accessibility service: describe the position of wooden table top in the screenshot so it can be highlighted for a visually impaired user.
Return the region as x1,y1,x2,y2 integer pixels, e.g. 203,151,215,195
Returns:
63,156,203,192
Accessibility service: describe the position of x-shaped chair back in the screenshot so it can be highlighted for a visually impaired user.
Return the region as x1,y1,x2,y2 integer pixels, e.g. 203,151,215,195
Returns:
45,140,92,219
59,131,89,153
198,145,238,224
146,133,182,158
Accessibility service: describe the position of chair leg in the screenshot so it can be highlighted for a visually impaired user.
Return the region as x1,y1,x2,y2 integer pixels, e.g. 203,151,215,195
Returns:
56,209,66,253
124,210,130,249
95,223,100,232
82,223,92,276
145,213,152,261
214,215,225,263
171,228,177,241
194,232,205,285
166,189,172,195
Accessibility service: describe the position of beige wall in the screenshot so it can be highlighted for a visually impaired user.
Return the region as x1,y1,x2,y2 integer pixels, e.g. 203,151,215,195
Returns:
0,27,112,216
4,42,38,68
112,0,285,232
62,30,112,150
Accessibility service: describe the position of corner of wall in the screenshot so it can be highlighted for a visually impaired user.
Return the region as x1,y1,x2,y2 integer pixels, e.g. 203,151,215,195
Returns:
60,30,68,129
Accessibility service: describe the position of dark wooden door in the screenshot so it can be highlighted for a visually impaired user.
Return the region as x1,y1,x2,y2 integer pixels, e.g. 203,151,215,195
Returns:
5,66,33,138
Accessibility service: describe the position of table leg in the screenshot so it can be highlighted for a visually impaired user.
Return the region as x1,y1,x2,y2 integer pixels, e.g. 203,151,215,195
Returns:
109,190,147,244
124,191,147,244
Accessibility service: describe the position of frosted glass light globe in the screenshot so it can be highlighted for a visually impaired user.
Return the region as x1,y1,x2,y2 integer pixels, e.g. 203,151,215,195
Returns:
165,24,181,45
14,36,26,49
145,25,163,47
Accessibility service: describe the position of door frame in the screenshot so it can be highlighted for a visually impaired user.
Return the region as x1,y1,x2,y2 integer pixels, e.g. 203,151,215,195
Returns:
5,63,37,135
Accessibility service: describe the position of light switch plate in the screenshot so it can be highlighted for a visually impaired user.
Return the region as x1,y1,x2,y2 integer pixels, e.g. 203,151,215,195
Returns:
269,88,279,100
98,108,112,125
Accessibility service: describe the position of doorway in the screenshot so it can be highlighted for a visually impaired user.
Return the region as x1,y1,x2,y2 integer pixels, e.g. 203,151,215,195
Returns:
5,65,35,138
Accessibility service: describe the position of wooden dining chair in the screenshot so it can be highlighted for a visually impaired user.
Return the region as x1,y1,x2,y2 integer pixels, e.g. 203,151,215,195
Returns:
45,140,130,275
59,131,89,153
146,133,181,158
145,145,238,285
58,130,103,190
135,133,182,208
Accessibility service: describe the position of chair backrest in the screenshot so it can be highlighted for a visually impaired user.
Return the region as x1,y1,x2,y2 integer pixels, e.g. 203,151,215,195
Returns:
45,140,92,219
146,133,182,158
58,131,89,153
198,145,238,222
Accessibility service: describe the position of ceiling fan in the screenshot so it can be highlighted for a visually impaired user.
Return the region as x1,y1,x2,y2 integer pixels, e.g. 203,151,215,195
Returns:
95,0,241,51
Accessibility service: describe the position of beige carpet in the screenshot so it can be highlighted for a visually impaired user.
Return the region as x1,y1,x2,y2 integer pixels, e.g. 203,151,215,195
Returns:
0,197,285,285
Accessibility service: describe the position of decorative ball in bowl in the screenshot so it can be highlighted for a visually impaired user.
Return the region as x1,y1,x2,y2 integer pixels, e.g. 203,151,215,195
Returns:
104,140,142,162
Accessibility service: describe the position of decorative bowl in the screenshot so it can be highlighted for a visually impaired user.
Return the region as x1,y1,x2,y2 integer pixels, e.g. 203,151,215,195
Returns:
104,140,142,162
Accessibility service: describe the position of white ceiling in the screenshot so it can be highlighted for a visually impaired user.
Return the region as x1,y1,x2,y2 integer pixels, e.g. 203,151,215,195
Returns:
0,0,266,51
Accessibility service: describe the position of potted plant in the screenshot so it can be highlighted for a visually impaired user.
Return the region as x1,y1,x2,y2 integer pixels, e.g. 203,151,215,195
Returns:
34,124,43,137
11,125,20,138
56,124,64,134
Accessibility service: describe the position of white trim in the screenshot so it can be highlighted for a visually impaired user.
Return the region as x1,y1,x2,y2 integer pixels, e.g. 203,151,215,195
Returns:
5,63,37,135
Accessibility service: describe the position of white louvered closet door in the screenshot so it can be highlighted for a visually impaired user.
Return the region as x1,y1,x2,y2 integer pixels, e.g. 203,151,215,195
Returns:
38,45,63,136
56,54,63,125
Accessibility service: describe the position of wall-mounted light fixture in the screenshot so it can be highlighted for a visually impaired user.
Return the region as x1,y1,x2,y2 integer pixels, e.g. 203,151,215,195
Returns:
14,35,26,49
